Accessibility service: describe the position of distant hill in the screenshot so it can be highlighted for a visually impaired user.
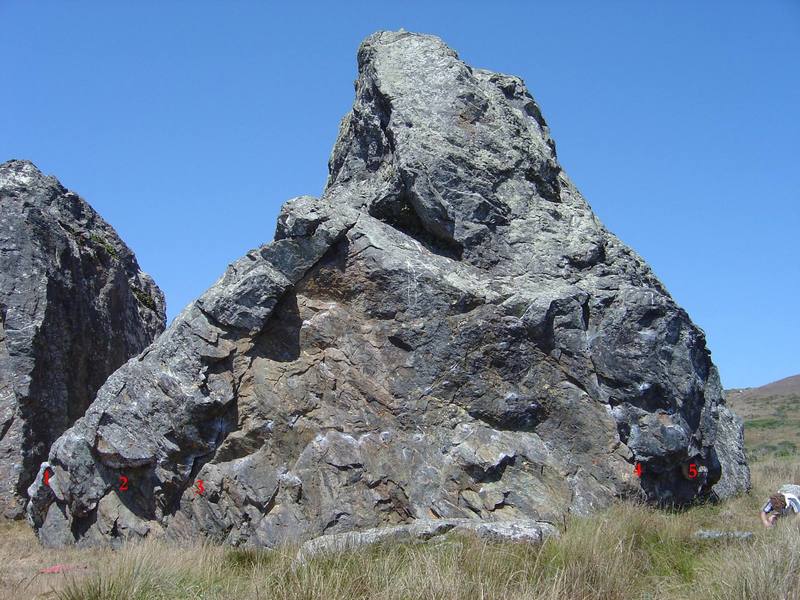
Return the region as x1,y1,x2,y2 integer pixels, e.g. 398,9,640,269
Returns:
727,374,800,404
727,374,800,460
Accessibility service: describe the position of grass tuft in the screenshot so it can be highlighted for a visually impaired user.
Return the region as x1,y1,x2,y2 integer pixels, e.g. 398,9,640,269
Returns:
223,547,278,572
90,234,118,259
131,286,157,311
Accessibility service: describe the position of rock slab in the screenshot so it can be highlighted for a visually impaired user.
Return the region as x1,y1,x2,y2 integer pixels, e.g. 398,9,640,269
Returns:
0,160,165,517
296,518,558,563
28,31,748,548
693,529,754,541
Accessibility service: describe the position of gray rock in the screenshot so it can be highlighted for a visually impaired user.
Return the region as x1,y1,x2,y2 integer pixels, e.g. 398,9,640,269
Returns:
0,160,165,518
27,31,748,548
296,520,460,563
693,529,754,541
295,518,557,563
711,405,751,499
453,519,559,543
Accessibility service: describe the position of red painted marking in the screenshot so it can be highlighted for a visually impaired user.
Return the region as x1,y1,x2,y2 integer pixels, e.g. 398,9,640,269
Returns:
195,479,205,496
40,564,85,574
119,475,129,491
634,462,642,477
43,468,52,487
688,463,698,479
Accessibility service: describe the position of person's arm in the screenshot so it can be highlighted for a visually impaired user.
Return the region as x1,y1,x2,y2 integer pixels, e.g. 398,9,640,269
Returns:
761,499,776,528
761,511,775,528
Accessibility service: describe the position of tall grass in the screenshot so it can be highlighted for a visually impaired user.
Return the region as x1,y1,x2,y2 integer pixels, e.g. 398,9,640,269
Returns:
51,500,789,600
692,522,800,600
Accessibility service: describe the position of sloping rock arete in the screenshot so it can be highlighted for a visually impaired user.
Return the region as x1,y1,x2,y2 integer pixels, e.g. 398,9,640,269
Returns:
27,31,749,548
0,160,165,518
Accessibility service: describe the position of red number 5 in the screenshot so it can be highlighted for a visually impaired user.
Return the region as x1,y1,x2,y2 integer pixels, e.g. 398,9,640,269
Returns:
687,463,698,479
119,475,129,491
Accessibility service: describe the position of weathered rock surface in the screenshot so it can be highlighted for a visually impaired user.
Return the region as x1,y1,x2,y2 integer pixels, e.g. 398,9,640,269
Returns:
709,406,749,499
296,518,558,563
693,529,754,541
0,160,165,518
28,31,748,548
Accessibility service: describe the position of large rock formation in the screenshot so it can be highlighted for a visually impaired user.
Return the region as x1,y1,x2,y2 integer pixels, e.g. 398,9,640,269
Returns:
0,160,166,518
28,31,748,548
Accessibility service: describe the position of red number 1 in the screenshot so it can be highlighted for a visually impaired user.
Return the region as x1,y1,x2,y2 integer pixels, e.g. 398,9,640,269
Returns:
634,463,642,477
688,463,698,479
119,475,129,491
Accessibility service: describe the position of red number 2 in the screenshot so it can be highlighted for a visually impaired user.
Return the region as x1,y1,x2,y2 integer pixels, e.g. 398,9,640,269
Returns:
688,463,698,479
119,475,129,491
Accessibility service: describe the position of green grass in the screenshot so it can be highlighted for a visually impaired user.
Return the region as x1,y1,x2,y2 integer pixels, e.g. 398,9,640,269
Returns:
131,286,157,311
90,234,118,259
223,547,278,572
751,441,798,460
745,418,784,430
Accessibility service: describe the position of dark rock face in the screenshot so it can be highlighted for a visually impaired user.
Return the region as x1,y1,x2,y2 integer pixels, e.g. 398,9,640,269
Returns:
27,31,748,547
0,160,165,518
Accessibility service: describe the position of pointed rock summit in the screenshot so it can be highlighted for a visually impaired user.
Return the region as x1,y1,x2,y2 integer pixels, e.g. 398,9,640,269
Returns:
0,159,165,518
28,32,748,548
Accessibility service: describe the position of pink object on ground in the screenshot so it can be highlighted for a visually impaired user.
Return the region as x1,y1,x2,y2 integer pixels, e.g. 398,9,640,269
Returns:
39,564,84,574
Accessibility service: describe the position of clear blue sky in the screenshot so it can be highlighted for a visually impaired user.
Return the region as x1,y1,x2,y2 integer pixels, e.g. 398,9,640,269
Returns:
2,1,797,389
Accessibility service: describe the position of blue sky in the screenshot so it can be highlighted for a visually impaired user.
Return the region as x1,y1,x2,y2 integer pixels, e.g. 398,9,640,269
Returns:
1,1,797,388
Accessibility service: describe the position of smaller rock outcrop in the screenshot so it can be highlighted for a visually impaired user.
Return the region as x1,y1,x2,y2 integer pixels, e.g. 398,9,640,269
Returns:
693,529,754,541
0,160,165,517
296,518,558,563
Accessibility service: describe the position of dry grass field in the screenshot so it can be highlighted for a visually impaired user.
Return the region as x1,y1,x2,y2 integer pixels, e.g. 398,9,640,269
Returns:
2,379,798,600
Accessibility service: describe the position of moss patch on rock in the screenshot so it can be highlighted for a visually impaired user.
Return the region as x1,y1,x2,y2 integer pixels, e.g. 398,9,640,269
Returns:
132,286,157,311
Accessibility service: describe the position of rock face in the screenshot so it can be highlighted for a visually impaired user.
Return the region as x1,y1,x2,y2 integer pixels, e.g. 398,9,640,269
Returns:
27,31,748,548
0,160,166,518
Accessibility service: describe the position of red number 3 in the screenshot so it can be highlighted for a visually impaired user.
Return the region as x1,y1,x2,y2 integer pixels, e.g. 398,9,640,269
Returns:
119,475,129,491
195,479,205,496
687,463,698,479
